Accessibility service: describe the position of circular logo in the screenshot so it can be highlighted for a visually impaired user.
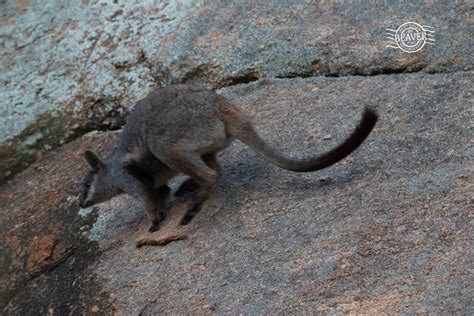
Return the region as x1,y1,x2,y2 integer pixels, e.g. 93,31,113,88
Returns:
392,22,428,53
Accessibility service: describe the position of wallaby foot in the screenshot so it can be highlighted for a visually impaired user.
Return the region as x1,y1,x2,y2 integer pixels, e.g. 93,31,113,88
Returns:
180,204,203,225
178,177,214,226
148,210,168,232
149,222,161,232
180,215,192,226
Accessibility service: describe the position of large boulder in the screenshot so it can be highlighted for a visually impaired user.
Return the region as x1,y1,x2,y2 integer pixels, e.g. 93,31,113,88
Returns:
0,0,472,181
2,71,472,313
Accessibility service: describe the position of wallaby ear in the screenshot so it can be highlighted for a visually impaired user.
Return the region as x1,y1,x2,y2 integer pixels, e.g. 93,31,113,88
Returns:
84,150,104,170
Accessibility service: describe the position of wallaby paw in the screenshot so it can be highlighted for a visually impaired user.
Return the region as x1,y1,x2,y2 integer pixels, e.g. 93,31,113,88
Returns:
149,223,160,232
180,214,193,225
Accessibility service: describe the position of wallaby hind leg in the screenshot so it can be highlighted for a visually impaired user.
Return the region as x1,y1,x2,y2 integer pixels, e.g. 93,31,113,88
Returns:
174,153,221,198
160,152,219,225
180,153,221,225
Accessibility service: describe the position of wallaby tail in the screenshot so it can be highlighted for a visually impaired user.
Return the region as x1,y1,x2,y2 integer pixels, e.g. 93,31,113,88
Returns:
218,102,378,172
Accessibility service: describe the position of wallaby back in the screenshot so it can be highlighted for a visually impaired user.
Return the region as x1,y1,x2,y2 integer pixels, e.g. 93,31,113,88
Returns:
218,101,378,172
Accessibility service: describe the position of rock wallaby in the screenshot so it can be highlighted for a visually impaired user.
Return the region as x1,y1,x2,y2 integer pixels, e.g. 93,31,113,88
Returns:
79,84,378,232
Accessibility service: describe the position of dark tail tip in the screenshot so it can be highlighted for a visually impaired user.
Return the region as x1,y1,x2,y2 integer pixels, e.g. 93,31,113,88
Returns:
360,107,378,135
295,106,379,172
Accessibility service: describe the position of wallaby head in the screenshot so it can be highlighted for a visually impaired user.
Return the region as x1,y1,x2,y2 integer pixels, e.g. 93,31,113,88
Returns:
79,150,120,208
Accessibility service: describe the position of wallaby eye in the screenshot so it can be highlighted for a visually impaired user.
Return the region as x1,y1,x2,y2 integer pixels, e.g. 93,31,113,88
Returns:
84,182,91,188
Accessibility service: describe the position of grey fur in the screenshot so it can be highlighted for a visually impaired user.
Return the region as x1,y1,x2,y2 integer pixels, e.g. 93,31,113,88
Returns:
79,84,378,232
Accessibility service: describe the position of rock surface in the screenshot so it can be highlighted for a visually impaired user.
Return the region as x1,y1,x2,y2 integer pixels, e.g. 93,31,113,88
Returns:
0,0,472,181
0,131,119,313
1,70,472,314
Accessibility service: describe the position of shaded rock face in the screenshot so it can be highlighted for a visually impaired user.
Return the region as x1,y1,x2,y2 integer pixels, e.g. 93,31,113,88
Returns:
1,0,473,314
0,131,119,313
0,0,472,180
2,71,473,313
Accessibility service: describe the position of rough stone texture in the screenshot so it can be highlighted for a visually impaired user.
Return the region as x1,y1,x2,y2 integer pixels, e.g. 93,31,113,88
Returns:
0,0,194,181
1,71,472,314
0,131,118,313
1,0,473,180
